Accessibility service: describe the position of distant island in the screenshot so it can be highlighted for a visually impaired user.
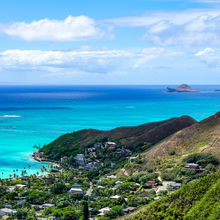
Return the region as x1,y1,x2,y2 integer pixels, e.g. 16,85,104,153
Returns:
166,84,199,93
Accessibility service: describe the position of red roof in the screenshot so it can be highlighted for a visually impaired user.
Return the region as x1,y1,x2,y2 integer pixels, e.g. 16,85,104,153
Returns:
145,181,158,186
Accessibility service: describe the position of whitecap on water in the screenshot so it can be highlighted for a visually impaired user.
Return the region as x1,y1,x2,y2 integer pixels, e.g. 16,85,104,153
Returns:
0,115,21,118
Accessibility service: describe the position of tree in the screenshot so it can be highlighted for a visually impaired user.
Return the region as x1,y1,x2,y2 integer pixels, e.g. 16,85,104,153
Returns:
50,183,67,194
62,210,78,220
16,209,28,219
205,164,216,173
105,205,123,218
82,200,89,220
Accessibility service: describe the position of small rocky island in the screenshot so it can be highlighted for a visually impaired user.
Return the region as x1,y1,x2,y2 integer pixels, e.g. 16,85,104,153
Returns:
166,84,199,93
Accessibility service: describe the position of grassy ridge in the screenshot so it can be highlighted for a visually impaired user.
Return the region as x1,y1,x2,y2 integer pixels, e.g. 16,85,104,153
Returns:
41,116,196,161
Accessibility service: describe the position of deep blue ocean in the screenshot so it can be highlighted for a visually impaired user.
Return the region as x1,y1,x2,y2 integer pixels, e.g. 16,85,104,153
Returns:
0,85,220,178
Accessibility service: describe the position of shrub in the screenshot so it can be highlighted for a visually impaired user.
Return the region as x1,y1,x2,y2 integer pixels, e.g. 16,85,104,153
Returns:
168,149,176,156
183,153,219,166
50,183,67,194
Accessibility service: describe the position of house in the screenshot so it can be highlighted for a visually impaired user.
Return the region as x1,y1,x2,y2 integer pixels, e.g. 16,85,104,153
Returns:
97,185,104,189
106,175,117,179
115,148,123,154
115,181,122,186
85,162,99,170
110,195,120,199
98,207,111,216
75,154,85,166
104,142,116,149
69,188,84,194
168,182,182,190
15,184,26,189
125,149,132,155
128,155,140,163
123,207,135,214
185,163,199,169
138,192,151,197
94,142,104,149
8,186,15,192
145,181,158,187
39,204,55,210
0,208,17,216
17,199,26,205
110,162,115,168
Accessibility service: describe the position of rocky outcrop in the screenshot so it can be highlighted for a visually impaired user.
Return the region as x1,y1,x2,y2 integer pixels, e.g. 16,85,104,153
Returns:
166,84,199,93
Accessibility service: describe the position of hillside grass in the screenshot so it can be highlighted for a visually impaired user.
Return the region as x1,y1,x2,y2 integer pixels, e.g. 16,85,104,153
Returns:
127,172,220,220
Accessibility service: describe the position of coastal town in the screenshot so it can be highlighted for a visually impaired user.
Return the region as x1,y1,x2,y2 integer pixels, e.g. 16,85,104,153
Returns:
0,138,217,219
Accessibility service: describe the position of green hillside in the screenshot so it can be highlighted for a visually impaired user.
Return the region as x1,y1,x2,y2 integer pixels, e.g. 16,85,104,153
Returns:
128,172,220,220
41,115,196,160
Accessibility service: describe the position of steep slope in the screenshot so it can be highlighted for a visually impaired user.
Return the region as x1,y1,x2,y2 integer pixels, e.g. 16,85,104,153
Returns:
142,111,220,166
41,116,196,160
128,172,220,220
184,177,220,220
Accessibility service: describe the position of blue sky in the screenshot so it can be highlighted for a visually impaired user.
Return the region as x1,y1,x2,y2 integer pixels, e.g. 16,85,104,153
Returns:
0,0,220,84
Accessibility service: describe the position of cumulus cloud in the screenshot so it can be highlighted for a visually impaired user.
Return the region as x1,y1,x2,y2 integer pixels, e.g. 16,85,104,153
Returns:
195,48,214,56
193,47,220,66
106,9,220,47
0,48,178,75
1,15,107,41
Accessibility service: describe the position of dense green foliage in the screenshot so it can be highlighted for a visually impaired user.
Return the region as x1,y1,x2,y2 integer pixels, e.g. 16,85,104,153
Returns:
183,153,219,166
41,130,90,160
184,178,220,220
130,172,220,220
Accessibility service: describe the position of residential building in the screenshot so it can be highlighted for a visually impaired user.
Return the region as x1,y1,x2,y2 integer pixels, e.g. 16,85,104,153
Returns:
69,188,84,194
75,154,85,166
98,207,111,216
0,208,17,216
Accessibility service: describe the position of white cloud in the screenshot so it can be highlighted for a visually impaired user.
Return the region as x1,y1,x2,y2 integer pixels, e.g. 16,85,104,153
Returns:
1,15,106,41
193,47,220,67
195,48,214,56
106,9,220,47
0,47,178,75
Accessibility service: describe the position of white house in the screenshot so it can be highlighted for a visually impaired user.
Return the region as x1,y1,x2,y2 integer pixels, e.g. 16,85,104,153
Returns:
115,181,122,186
15,184,26,189
40,204,55,210
0,208,17,216
98,207,111,216
105,142,116,148
110,195,120,199
69,188,84,194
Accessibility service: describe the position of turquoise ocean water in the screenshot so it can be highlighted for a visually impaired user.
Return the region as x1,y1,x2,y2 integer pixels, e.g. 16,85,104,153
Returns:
0,85,220,178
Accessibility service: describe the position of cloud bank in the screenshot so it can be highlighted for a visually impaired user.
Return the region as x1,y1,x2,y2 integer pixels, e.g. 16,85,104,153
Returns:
1,15,106,41
0,48,178,76
106,9,220,47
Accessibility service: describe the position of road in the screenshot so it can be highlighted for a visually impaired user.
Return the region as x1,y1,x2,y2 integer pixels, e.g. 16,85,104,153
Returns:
86,182,93,196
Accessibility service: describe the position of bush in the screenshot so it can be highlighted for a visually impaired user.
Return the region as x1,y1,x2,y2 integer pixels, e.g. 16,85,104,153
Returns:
50,183,67,194
168,149,176,156
183,153,219,166
105,205,123,218
16,209,28,219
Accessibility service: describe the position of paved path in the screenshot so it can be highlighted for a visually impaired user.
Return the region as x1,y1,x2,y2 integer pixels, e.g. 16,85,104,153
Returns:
86,182,93,196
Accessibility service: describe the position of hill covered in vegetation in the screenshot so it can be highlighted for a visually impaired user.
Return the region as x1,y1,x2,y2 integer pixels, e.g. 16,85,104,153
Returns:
139,111,220,168
41,115,196,160
128,172,220,220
